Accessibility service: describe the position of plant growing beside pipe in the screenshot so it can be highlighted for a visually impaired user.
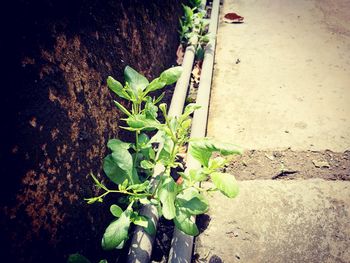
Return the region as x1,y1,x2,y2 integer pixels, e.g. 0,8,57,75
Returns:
85,66,240,251
179,4,211,60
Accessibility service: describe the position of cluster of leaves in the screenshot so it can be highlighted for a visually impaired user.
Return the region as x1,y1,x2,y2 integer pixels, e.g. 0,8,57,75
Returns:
179,3,211,60
189,0,203,9
82,66,240,253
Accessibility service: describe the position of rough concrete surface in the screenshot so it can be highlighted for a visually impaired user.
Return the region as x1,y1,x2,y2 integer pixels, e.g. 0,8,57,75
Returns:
195,180,350,263
196,0,350,262
207,0,350,152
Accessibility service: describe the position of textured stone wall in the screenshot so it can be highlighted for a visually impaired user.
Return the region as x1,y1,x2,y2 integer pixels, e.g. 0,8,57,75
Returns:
0,0,182,262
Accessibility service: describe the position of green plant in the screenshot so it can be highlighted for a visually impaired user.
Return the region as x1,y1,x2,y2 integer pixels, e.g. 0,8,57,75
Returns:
85,66,241,250
67,253,107,263
189,0,203,9
179,5,194,44
179,5,211,60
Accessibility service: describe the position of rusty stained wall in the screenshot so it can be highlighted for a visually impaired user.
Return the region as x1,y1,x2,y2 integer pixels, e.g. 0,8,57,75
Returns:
0,0,182,262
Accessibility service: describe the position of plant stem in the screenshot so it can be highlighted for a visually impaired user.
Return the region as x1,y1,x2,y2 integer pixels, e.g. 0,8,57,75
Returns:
108,189,150,196
91,188,151,202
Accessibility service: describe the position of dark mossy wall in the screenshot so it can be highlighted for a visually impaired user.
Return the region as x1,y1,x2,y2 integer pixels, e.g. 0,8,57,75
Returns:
0,0,182,262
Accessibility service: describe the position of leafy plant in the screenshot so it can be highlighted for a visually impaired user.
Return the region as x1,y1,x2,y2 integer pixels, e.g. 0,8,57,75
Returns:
84,66,241,251
67,253,107,263
179,5,211,60
189,0,203,9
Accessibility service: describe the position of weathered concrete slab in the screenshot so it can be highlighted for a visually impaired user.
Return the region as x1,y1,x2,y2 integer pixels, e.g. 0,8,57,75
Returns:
207,0,350,151
195,180,350,263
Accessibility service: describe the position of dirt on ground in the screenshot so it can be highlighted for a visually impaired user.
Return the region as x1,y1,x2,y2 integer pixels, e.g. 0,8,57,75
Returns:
226,149,350,181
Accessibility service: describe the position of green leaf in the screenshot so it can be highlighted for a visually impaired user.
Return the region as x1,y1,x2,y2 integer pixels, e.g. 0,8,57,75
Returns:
99,260,108,263
200,34,210,44
118,179,129,191
103,153,129,185
188,168,208,183
158,177,177,220
159,103,167,117
195,46,205,60
140,160,154,170
124,66,149,94
139,198,151,205
149,130,174,164
189,0,202,8
85,196,103,204
113,100,131,117
179,103,200,123
144,217,156,235
138,133,150,146
148,148,156,160
67,254,91,263
133,215,156,235
176,188,208,215
126,181,150,192
125,114,161,131
103,149,139,185
208,157,227,170
144,97,158,119
132,215,148,227
107,76,130,100
102,209,131,250
182,5,194,24
168,117,178,136
107,139,130,152
211,172,239,198
159,140,174,165
189,138,242,167
185,103,200,115
181,118,192,130
174,206,199,236
146,77,167,92
153,92,165,104
141,148,155,162
159,66,183,85
110,204,123,218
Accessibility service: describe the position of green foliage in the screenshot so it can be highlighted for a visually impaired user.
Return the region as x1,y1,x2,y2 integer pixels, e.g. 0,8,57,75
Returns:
179,4,211,59
211,172,239,198
158,177,177,219
67,254,108,263
174,206,199,236
132,215,156,235
102,207,132,250
85,66,241,252
110,204,123,217
176,187,208,215
189,138,242,167
103,147,139,185
67,254,91,263
189,0,203,9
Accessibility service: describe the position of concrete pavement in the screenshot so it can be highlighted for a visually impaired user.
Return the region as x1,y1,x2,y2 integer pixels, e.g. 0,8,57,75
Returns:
195,0,350,262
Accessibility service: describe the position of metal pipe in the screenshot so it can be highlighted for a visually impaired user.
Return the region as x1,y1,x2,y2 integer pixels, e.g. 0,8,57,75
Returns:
167,0,221,262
